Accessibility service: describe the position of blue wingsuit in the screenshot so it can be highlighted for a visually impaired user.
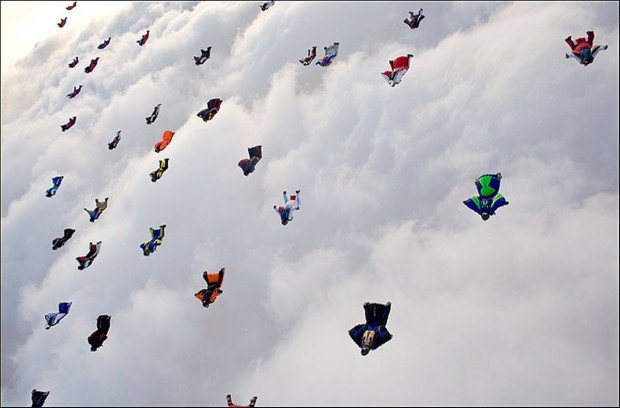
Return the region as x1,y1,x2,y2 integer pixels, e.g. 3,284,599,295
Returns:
349,302,393,355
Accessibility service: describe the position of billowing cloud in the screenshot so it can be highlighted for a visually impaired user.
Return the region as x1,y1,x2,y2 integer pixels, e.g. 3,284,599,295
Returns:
1,1,618,406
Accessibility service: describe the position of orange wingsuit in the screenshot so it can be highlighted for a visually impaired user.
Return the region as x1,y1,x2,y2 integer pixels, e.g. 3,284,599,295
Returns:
154,130,175,153
194,268,225,306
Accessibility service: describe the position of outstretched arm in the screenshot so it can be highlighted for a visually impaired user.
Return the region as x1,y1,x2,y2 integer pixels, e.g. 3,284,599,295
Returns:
592,45,608,58
374,327,393,349
489,194,509,214
463,197,482,215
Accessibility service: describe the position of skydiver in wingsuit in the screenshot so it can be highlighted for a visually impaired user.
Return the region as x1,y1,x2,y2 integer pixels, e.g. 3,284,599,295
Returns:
273,190,301,226
66,1,77,11
260,1,275,11
58,18,67,28
31,390,50,408
60,116,77,132
194,268,225,308
299,46,317,66
137,30,150,46
45,176,63,198
150,158,169,182
349,302,393,356
66,85,83,99
404,8,424,29
108,130,121,150
97,37,111,50
463,173,508,220
84,57,99,73
227,394,258,408
44,302,72,329
154,130,175,153
76,241,102,270
565,31,608,66
68,56,79,68
84,197,109,223
238,145,262,176
194,47,212,65
140,225,166,256
52,228,75,250
197,98,223,122
381,54,413,87
145,103,161,124
88,314,111,352
316,42,339,67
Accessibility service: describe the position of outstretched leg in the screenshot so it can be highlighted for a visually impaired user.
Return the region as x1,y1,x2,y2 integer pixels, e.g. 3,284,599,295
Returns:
586,31,594,44
282,191,288,204
294,190,301,205
565,36,576,50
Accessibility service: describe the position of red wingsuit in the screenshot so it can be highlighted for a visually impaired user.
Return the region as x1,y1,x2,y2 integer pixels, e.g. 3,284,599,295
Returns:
565,31,602,56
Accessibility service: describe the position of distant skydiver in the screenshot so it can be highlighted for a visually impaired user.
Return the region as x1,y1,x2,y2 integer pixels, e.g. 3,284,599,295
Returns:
194,47,212,65
60,116,77,131
197,98,223,122
58,17,67,28
88,314,111,352
299,46,317,66
137,30,150,46
227,394,258,408
153,130,175,152
316,42,339,67
31,390,50,407
238,145,262,176
66,1,77,10
52,228,76,250
349,302,393,356
145,103,161,124
84,197,109,223
381,54,413,87
140,225,166,256
76,241,102,270
66,84,83,99
565,31,608,66
463,173,509,220
150,158,169,182
260,1,275,11
68,56,79,68
84,57,99,73
404,9,424,29
45,176,64,198
97,37,111,50
44,302,72,329
108,130,121,150
194,268,225,308
273,190,301,226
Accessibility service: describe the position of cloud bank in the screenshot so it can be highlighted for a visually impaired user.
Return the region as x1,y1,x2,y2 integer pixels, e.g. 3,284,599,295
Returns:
1,2,618,406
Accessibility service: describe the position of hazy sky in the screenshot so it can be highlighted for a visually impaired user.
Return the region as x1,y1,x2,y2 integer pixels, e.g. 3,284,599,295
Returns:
1,2,618,407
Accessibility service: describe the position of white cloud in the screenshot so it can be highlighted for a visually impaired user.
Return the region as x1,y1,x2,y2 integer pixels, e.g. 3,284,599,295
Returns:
1,1,618,406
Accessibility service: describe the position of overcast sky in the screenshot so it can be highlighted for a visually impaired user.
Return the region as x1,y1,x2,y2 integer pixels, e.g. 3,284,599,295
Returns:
1,1,619,407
